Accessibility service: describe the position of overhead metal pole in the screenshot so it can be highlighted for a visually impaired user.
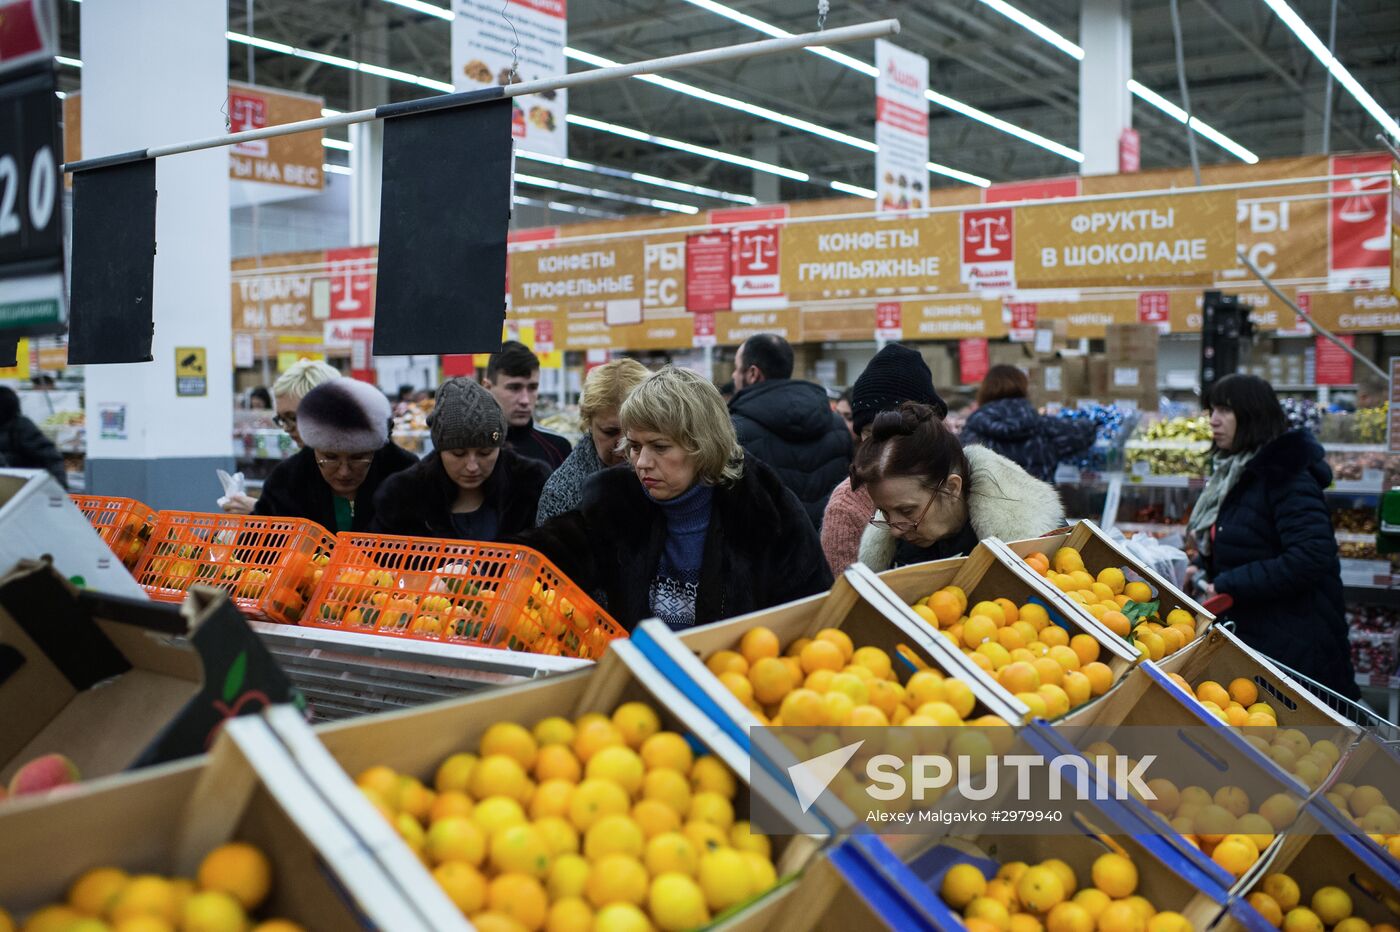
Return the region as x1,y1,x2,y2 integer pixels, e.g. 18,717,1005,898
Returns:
1321,0,1338,154
1168,0,1201,185
64,19,901,172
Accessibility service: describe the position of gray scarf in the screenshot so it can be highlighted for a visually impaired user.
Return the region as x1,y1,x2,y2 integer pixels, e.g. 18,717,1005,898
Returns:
1187,450,1255,556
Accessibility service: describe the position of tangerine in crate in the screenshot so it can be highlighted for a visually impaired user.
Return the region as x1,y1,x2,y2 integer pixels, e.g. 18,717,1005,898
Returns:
70,495,157,569
304,533,625,659
130,511,336,624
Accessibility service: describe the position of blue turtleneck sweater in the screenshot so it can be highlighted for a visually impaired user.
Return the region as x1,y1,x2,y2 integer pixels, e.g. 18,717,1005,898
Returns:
648,482,713,630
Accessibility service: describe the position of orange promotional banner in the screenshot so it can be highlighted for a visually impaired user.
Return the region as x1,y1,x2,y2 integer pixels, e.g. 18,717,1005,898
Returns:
1298,289,1400,333
643,238,687,315
1034,298,1139,338
1167,287,1300,335
780,213,960,302
509,238,646,313
901,297,1005,340
714,308,800,345
1012,191,1237,286
230,251,327,335
801,307,877,342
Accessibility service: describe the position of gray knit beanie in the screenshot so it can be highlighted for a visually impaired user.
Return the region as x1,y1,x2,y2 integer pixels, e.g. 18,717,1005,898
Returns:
431,378,506,452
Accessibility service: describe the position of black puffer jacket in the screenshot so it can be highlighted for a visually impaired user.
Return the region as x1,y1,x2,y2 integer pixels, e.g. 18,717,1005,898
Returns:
253,443,418,532
1206,429,1358,698
729,379,852,528
0,390,66,487
371,447,549,541
959,397,1095,482
512,454,832,631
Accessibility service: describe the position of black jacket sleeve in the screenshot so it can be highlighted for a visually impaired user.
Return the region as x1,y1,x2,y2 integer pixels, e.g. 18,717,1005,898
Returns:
767,481,835,604
1213,477,1337,602
511,508,605,596
1043,416,1097,460
11,417,67,487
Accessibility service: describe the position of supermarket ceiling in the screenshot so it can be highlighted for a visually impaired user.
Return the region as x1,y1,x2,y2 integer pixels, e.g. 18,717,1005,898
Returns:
55,0,1400,214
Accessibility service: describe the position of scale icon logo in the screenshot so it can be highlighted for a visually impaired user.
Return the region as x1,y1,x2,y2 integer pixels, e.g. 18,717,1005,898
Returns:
960,208,1014,290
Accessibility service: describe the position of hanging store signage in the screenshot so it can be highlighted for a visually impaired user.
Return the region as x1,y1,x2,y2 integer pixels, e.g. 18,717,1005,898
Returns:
1167,287,1299,335
692,311,716,348
0,0,57,75
1006,301,1037,341
1296,289,1400,333
873,40,929,213
960,207,1015,291
901,297,1004,341
781,213,958,302
959,338,990,384
1013,190,1237,286
230,251,323,335
685,232,731,312
1036,297,1139,338
1315,334,1356,386
644,238,686,314
714,308,797,344
326,246,377,320
712,206,787,309
874,301,902,340
453,0,567,157
509,238,644,314
1137,291,1170,331
1329,153,1392,290
1118,128,1140,174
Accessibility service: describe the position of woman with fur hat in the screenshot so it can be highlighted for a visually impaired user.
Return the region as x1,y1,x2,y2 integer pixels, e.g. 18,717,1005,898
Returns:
253,378,418,531
852,403,1065,571
371,378,550,540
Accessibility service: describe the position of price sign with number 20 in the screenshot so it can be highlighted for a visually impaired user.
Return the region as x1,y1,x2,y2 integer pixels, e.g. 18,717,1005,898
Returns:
0,67,61,273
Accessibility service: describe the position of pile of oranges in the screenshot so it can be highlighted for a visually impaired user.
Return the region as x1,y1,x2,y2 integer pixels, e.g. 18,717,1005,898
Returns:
1245,872,1400,932
1,843,299,932
1021,547,1200,662
1323,785,1400,860
907,583,1117,718
355,701,780,932
706,624,1006,729
939,852,1193,932
1161,673,1344,791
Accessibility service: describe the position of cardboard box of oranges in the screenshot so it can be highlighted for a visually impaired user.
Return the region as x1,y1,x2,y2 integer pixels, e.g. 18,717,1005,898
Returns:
873,542,1142,724
999,520,1214,661
266,639,829,932
1222,809,1400,931
1313,735,1400,880
1038,665,1316,895
877,728,1255,932
0,714,438,931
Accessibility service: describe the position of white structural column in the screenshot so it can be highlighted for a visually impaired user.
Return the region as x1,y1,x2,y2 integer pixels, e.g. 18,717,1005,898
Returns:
1078,0,1133,175
349,15,388,246
82,0,234,508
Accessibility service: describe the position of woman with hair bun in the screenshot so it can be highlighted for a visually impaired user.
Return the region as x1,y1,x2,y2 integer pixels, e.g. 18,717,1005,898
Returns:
851,403,1066,571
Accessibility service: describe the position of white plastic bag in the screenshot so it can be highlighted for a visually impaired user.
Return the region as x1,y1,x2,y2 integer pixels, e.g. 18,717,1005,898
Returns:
217,469,257,514
1117,530,1189,589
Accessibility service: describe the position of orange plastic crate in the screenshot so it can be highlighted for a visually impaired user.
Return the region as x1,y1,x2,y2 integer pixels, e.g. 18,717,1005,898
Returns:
303,532,626,659
70,494,157,569
130,511,337,624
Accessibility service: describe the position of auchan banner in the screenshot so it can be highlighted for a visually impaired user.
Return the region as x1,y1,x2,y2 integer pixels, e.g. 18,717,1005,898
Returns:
1013,191,1238,286
780,214,960,302
509,238,646,315
901,297,1005,340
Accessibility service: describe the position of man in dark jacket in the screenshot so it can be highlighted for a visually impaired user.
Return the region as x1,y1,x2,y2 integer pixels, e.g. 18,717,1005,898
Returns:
0,386,66,487
254,379,418,532
728,333,852,528
484,341,571,471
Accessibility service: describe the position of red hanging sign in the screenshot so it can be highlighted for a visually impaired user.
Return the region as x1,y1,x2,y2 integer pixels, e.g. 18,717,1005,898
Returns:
326,246,377,320
959,338,990,384
874,302,902,339
692,311,717,348
1315,334,1356,386
685,233,732,312
1118,128,1141,174
1137,291,1170,329
349,327,375,383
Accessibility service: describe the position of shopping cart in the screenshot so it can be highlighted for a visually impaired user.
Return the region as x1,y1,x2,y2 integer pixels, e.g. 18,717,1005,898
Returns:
1202,592,1400,743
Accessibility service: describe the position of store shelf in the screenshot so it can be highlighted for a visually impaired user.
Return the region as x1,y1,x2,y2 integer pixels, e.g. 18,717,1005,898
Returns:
1337,531,1377,544
1329,480,1385,495
1344,584,1400,608
1324,443,1389,453
1126,473,1204,489
249,621,591,722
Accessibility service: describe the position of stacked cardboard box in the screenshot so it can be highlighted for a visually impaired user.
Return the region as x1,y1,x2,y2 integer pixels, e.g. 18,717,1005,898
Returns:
1103,324,1159,410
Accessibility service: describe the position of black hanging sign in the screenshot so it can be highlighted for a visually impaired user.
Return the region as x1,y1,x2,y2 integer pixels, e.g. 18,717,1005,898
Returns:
372,91,513,357
0,59,64,338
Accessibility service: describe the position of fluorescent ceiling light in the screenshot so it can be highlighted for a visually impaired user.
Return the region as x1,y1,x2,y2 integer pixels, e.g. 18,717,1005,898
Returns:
974,0,1084,60
672,0,1080,164
515,172,700,214
516,150,756,204
1259,0,1400,141
567,113,811,182
322,138,353,151
383,0,454,20
227,31,454,93
1127,81,1260,163
928,160,992,187
829,180,876,198
515,194,625,219
323,163,353,175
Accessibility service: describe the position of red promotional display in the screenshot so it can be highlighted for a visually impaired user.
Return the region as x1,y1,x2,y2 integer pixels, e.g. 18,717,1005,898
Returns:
1007,301,1037,340
1119,128,1141,173
441,354,474,378
1137,290,1170,331
1315,334,1356,386
692,310,717,348
228,90,270,158
712,205,787,308
960,207,1015,290
874,301,902,340
685,232,732,312
535,318,555,353
1328,153,1391,289
983,177,1080,203
326,246,376,320
959,338,990,384
349,327,375,383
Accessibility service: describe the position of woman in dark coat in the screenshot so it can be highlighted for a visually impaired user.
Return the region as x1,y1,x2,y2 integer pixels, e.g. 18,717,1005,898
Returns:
514,366,832,631
254,378,418,532
0,386,66,486
1187,375,1358,697
959,365,1096,482
372,378,549,541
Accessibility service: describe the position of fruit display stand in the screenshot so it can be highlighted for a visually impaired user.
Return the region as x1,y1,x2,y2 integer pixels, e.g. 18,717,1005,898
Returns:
1039,665,1316,897
1221,810,1400,932
999,520,1215,646
0,715,442,931
70,494,157,570
0,469,147,599
131,511,336,624
870,543,1142,723
848,724,1256,932
1315,734,1400,882
301,532,625,660
248,619,590,722
261,638,828,931
1146,626,1362,785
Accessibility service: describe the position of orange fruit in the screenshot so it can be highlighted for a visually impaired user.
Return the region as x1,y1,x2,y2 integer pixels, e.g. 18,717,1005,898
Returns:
1039,626,1070,649
995,599,1020,623
1262,874,1301,911
999,661,1041,694
196,843,271,911
1100,611,1131,638
1062,671,1092,707
943,680,976,719
785,637,812,658
1196,681,1230,708
1018,866,1067,914
572,720,626,764
1248,892,1284,927
1047,902,1095,932
929,592,962,627
1282,908,1324,932
535,744,582,783
851,646,893,679
426,816,487,866
963,615,998,649
487,873,549,930
1037,684,1071,718
1212,838,1257,878
1090,853,1137,898
940,863,988,910
1310,887,1353,926
748,657,794,706
705,650,748,677
739,627,780,664
1099,902,1146,932
1124,581,1153,603
612,702,662,749
481,722,540,770
1033,657,1065,688
814,628,854,660
718,671,755,705
1048,645,1081,673
433,861,487,913
1082,662,1113,696
1068,635,1100,666
800,639,844,674
997,627,1027,652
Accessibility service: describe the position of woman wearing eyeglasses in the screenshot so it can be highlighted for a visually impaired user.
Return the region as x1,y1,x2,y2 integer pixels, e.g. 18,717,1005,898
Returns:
371,378,550,541
852,403,1065,571
253,378,418,532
